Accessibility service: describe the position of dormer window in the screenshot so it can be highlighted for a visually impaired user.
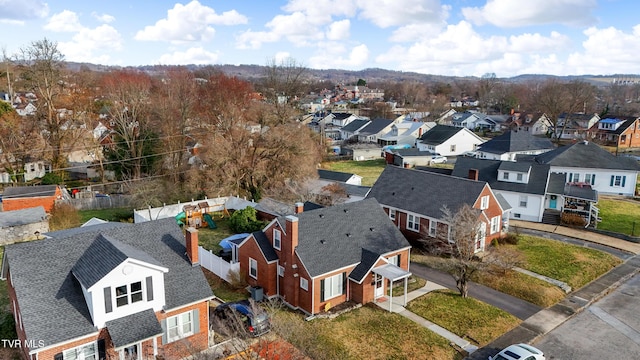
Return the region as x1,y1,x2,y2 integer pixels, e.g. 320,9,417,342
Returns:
273,229,281,250
116,281,143,307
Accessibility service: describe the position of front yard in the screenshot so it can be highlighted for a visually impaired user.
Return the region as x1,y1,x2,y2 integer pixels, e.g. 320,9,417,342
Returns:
322,158,386,186
597,197,640,237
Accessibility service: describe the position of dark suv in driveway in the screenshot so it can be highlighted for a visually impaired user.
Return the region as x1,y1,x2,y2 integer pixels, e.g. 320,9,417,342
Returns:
213,300,271,337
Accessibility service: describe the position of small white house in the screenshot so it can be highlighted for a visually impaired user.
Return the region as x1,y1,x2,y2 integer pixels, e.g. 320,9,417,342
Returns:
416,125,485,156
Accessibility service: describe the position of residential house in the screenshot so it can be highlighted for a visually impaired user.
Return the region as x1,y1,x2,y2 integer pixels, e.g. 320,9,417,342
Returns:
339,119,370,141
555,113,600,140
476,130,554,161
533,140,640,196
236,199,412,315
588,115,640,149
385,148,440,168
1,219,214,360
483,114,510,132
0,206,49,245
506,112,552,136
326,112,360,127
356,119,395,143
416,125,485,156
453,157,599,226
367,166,506,251
435,109,457,124
13,102,37,117
318,169,362,186
2,185,69,213
340,144,383,161
378,120,434,147
451,111,483,129
310,169,370,203
0,160,50,183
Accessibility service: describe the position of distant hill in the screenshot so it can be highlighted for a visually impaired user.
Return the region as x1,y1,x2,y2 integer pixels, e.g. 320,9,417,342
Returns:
64,62,638,86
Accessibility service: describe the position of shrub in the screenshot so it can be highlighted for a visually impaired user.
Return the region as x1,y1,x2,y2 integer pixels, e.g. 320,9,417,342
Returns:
492,233,520,246
41,172,64,185
49,203,81,230
228,207,266,233
561,212,586,227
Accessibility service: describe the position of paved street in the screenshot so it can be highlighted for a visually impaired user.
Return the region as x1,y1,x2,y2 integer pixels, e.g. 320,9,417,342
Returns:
410,262,542,320
533,273,640,359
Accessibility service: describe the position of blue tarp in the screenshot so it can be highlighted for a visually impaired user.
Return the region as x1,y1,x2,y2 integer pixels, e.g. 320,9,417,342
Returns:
219,233,250,249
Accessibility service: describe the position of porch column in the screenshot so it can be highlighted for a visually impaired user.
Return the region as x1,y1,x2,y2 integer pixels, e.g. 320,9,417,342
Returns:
404,277,408,306
153,337,158,357
388,278,392,312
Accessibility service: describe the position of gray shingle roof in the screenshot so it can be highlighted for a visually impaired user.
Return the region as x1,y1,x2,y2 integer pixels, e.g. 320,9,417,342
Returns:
534,140,640,170
358,119,393,135
478,130,554,154
368,166,487,219
498,161,533,172
546,173,566,194
252,231,278,262
340,119,370,133
105,308,163,348
564,184,598,201
452,157,551,195
3,185,58,198
349,249,381,283
318,169,357,182
0,206,47,227
418,125,464,145
72,234,164,289
4,218,213,348
293,198,410,278
495,193,512,211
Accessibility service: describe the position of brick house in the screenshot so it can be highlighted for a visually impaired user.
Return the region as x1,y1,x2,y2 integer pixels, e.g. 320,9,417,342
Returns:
1,219,213,360
2,185,68,213
588,115,640,149
236,198,412,315
367,166,507,252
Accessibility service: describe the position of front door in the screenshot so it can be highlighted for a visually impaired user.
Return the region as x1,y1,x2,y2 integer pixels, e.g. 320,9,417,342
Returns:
374,274,384,298
549,196,557,209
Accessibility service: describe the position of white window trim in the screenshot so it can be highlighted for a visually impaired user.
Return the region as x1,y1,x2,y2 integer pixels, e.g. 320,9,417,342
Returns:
480,195,489,210
166,311,194,343
519,195,528,208
323,273,344,301
115,281,144,308
503,172,509,180
273,229,281,250
300,277,309,291
249,257,258,279
389,208,396,221
516,173,523,181
63,341,97,360
278,265,284,277
428,220,437,237
406,213,420,232
490,216,500,234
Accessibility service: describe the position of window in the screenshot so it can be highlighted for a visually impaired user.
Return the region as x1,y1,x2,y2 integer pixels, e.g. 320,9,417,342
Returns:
573,173,580,182
480,195,489,210
249,258,258,279
585,173,595,185
273,229,281,250
300,277,309,291
115,281,143,307
475,223,486,251
321,273,345,301
62,342,97,360
503,172,509,180
407,214,420,232
611,175,626,187
519,196,528,208
278,265,284,277
516,173,523,181
490,216,500,234
389,209,396,221
621,134,627,143
450,144,456,152
514,213,521,218
388,254,401,266
429,220,437,237
167,311,194,343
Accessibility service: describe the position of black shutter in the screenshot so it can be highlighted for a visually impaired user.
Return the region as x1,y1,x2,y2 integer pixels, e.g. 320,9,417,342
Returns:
320,279,325,302
54,353,63,360
397,254,401,267
342,273,346,295
146,276,154,301
103,287,112,313
98,339,106,360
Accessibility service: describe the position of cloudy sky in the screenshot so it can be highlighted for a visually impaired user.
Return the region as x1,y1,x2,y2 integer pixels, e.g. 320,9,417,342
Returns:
0,0,637,77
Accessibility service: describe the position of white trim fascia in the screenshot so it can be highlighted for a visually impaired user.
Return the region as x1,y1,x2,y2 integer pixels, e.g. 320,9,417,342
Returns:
163,297,213,314
29,332,100,356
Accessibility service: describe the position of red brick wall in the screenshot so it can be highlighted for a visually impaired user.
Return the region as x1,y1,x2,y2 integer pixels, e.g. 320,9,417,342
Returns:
157,301,209,359
2,195,57,213
618,120,640,148
238,234,278,296
474,186,504,245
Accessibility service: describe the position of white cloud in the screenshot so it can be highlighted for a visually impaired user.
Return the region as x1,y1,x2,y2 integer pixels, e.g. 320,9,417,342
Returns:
326,20,350,40
283,0,357,23
508,31,571,52
157,47,220,65
58,24,123,64
462,0,596,28
275,51,291,64
135,0,248,43
565,25,640,75
44,10,83,32
236,11,322,49
92,12,115,24
389,23,445,42
309,43,369,69
356,0,448,28
0,0,48,22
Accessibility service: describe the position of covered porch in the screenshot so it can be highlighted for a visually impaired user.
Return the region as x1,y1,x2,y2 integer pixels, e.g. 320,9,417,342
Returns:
372,263,412,312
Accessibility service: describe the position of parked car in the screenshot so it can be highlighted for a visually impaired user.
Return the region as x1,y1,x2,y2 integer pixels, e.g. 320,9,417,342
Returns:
430,155,447,164
489,343,545,360
213,300,271,337
461,151,477,158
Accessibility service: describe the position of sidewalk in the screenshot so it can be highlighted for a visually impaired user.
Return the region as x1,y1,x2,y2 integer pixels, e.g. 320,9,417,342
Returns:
375,282,479,354
510,220,640,254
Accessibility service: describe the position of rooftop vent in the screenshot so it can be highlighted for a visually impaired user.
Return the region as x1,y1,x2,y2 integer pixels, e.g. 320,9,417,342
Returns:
369,227,375,232
320,239,326,244
346,233,352,237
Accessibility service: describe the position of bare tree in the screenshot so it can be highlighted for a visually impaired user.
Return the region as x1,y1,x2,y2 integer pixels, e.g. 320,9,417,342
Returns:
422,204,489,297
257,58,307,124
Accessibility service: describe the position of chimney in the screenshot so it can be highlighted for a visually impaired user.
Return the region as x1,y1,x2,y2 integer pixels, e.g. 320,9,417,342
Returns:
185,227,199,265
468,169,479,181
285,215,299,258
294,202,304,214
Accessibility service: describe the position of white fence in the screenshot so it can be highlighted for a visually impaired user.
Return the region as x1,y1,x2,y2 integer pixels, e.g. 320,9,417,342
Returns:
199,246,240,283
134,196,257,223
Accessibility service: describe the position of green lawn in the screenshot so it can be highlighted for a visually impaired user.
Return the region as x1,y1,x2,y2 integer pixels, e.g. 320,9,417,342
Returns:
273,305,461,360
196,217,236,253
597,198,640,236
515,235,621,289
78,207,134,223
322,159,387,186
406,290,520,346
